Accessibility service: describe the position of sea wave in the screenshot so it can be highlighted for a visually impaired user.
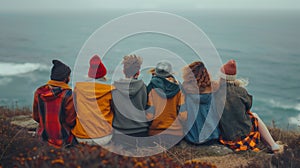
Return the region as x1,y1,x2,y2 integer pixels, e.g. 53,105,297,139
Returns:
288,114,300,126
0,62,49,76
257,98,300,112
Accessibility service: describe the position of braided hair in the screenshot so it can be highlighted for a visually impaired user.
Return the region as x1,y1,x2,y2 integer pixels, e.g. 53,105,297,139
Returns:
182,61,211,94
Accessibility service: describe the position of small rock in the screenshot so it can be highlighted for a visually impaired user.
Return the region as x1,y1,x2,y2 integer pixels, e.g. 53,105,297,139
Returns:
208,144,233,155
10,115,38,130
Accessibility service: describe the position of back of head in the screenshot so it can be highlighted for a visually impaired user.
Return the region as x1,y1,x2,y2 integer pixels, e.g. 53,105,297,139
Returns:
155,60,173,78
50,60,71,81
88,55,107,79
220,59,237,81
219,59,248,87
182,61,211,93
122,54,143,78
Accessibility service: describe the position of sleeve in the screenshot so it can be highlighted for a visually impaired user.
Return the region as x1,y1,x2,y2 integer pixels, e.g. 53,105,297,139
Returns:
143,84,148,110
241,88,253,112
32,91,40,123
64,91,77,128
178,92,187,121
110,86,115,113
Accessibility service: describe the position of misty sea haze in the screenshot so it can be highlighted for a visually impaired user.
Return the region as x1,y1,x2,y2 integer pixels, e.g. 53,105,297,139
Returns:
0,9,299,129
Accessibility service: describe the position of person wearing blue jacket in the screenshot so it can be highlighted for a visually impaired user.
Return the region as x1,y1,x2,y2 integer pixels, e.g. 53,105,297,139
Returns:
182,61,220,144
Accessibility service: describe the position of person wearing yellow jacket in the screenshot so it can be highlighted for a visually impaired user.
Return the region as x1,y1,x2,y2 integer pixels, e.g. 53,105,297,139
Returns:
71,55,114,145
146,61,187,148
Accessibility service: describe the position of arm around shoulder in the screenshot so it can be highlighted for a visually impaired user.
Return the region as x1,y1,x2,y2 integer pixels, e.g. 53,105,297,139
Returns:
178,92,187,121
64,92,77,128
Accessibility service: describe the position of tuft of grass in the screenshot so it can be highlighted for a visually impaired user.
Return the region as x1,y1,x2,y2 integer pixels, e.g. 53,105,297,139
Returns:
1,107,300,167
0,106,31,119
268,128,300,167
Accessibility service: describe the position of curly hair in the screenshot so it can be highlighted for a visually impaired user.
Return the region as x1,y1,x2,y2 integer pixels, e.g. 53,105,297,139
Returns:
122,54,143,78
182,61,211,93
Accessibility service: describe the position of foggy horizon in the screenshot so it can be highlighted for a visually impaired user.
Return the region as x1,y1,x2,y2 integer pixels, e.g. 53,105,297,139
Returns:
1,0,299,13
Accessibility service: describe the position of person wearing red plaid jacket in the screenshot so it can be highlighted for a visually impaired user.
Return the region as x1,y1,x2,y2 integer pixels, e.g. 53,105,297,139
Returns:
33,60,76,147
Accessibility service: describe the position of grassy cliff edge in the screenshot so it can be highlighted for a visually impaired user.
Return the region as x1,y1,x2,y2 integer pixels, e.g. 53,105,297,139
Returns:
1,107,299,168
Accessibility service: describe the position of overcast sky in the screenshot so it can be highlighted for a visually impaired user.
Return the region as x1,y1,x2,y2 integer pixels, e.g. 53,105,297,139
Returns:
1,0,299,12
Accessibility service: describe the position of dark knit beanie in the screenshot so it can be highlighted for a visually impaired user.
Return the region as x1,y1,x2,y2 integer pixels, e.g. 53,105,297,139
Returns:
50,60,71,81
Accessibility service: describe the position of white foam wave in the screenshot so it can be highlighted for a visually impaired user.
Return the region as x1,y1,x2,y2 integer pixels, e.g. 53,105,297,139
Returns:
0,62,49,76
295,104,300,111
288,114,300,126
266,99,300,112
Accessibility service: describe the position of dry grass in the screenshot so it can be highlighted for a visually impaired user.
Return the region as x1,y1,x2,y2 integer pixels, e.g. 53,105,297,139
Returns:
0,107,215,168
0,107,299,168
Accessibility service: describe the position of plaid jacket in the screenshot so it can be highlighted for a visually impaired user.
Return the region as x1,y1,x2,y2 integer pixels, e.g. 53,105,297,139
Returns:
33,80,76,147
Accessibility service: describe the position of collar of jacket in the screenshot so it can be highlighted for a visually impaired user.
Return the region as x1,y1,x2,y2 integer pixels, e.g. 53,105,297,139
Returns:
147,76,180,98
47,80,71,89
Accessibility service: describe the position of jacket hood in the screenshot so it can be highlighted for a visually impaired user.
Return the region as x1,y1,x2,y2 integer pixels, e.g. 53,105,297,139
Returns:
187,93,212,104
113,79,145,97
147,76,180,98
37,85,66,101
75,82,113,100
37,80,71,101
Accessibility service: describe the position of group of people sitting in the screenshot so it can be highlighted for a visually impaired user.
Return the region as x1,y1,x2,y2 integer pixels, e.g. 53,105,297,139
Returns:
32,55,283,154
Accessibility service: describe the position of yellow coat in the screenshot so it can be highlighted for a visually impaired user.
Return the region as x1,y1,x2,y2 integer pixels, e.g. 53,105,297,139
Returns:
147,89,187,136
71,82,114,139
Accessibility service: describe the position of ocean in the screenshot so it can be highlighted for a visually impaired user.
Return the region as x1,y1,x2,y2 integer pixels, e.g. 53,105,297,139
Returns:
0,9,299,129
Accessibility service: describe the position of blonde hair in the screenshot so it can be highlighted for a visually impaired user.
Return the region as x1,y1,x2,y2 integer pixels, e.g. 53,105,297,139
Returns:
122,55,143,78
226,78,249,88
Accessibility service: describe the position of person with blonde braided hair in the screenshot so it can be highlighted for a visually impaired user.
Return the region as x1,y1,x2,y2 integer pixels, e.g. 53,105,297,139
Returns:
182,61,220,144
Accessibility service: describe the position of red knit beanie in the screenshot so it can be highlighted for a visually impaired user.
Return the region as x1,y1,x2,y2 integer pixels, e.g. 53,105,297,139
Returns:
220,59,237,81
88,55,107,79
